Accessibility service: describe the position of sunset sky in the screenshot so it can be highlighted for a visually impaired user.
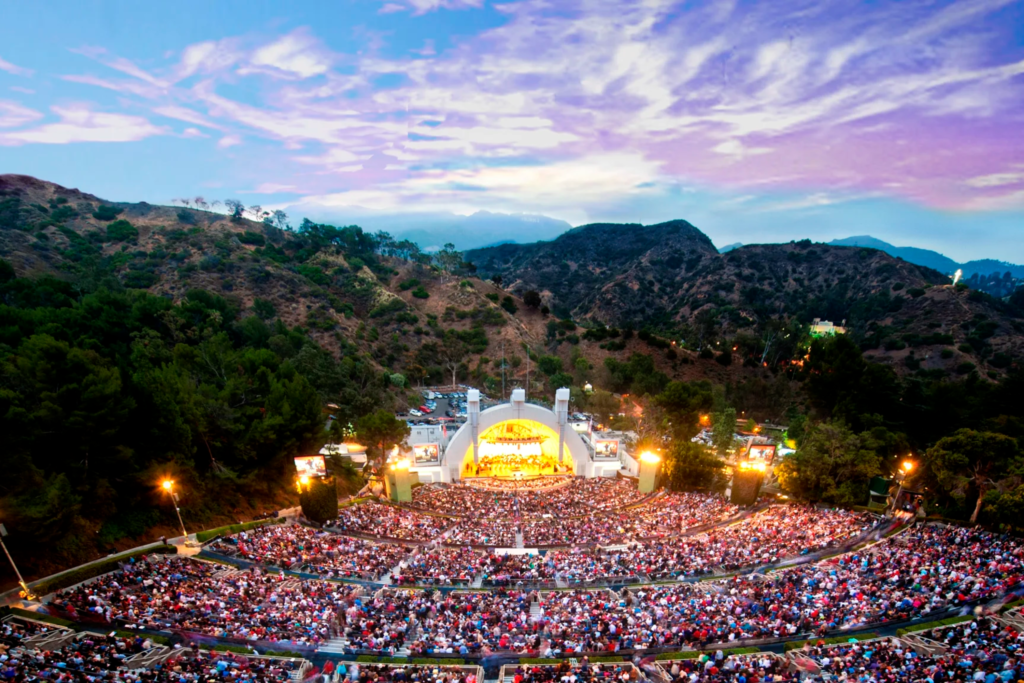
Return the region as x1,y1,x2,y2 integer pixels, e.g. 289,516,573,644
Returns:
1,0,1023,259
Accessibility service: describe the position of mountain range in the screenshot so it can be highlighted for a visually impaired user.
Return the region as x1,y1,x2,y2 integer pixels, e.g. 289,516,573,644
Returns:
3,175,1023,385
723,235,1024,279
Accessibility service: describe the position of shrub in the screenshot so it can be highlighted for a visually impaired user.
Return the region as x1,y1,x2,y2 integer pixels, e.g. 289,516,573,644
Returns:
238,231,266,246
92,204,123,221
956,361,976,374
958,343,974,354
399,278,420,291
485,292,499,302
908,287,926,298
892,282,905,291
940,348,954,359
412,286,430,299
106,219,138,242
990,352,1013,369
195,518,283,544
501,295,518,314
715,350,732,366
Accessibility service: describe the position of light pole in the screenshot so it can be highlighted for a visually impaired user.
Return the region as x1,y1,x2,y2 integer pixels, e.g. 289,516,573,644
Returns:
161,480,190,541
891,459,914,513
0,523,35,600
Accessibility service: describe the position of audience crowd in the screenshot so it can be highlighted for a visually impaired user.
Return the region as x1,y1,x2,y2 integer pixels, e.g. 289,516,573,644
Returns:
326,501,456,541
0,620,301,683
209,524,411,580
661,652,797,683
393,547,484,586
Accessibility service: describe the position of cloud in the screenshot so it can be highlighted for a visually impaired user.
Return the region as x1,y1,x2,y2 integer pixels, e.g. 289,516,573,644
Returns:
152,105,225,131
0,100,43,128
0,105,166,145
712,139,773,159
241,183,300,194
244,29,331,79
965,171,1024,188
217,134,242,148
387,0,484,14
0,56,33,77
9,86,35,94
42,1,1024,215
182,127,207,138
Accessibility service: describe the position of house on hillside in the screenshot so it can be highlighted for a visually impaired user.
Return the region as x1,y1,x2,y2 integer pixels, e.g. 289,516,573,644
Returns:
810,318,847,337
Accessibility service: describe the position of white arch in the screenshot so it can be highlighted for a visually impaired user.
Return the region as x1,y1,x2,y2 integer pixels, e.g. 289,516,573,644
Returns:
442,401,593,481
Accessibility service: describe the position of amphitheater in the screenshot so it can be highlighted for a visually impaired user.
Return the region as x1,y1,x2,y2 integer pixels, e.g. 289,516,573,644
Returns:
5,472,1024,683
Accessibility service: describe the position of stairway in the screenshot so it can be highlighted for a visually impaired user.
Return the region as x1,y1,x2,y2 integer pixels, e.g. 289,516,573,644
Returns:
515,531,524,549
529,600,541,619
318,636,350,655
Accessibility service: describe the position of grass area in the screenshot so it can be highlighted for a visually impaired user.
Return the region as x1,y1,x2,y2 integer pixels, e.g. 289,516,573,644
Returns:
654,648,760,661
115,629,172,645
195,518,284,543
210,643,306,658
4,606,75,627
339,496,372,509
896,616,973,637
1000,599,1024,613
783,633,879,651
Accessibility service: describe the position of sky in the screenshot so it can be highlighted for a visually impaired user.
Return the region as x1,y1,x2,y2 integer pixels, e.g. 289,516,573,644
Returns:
1,0,1023,261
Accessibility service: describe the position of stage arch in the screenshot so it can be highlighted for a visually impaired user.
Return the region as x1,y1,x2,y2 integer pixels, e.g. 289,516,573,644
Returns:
442,400,591,481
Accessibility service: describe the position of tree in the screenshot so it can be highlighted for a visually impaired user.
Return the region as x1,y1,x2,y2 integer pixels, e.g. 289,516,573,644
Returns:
588,390,620,425
656,380,714,440
523,290,542,308
491,275,503,287
271,210,289,229
299,477,339,524
356,410,410,468
223,199,244,221
775,420,883,506
434,243,462,281
537,355,563,376
710,408,736,457
665,440,726,492
924,429,1021,523
440,331,467,388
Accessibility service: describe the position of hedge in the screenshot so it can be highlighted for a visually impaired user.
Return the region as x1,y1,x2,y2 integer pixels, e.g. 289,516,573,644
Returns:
196,518,284,543
654,648,760,661
116,630,171,645
31,544,176,596
6,606,74,627
896,616,973,637
783,633,879,651
1001,599,1024,613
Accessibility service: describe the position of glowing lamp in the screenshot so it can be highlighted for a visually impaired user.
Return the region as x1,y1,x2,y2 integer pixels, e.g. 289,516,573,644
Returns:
299,474,310,486
639,451,661,464
901,460,914,473
161,480,174,492
393,458,411,471
738,460,767,472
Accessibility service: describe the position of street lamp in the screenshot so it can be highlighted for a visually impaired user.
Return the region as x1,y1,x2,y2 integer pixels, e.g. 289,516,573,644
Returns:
161,479,190,541
0,523,35,601
891,459,915,514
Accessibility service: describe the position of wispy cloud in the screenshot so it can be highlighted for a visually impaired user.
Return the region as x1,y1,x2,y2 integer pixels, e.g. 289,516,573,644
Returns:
0,101,43,129
0,105,166,145
0,56,33,77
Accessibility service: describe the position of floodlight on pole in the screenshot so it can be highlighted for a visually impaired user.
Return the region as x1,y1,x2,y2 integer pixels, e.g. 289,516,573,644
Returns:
161,479,190,541
0,523,35,601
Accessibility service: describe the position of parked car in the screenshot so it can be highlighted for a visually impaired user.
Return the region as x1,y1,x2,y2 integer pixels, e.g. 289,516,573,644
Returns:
409,409,423,417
